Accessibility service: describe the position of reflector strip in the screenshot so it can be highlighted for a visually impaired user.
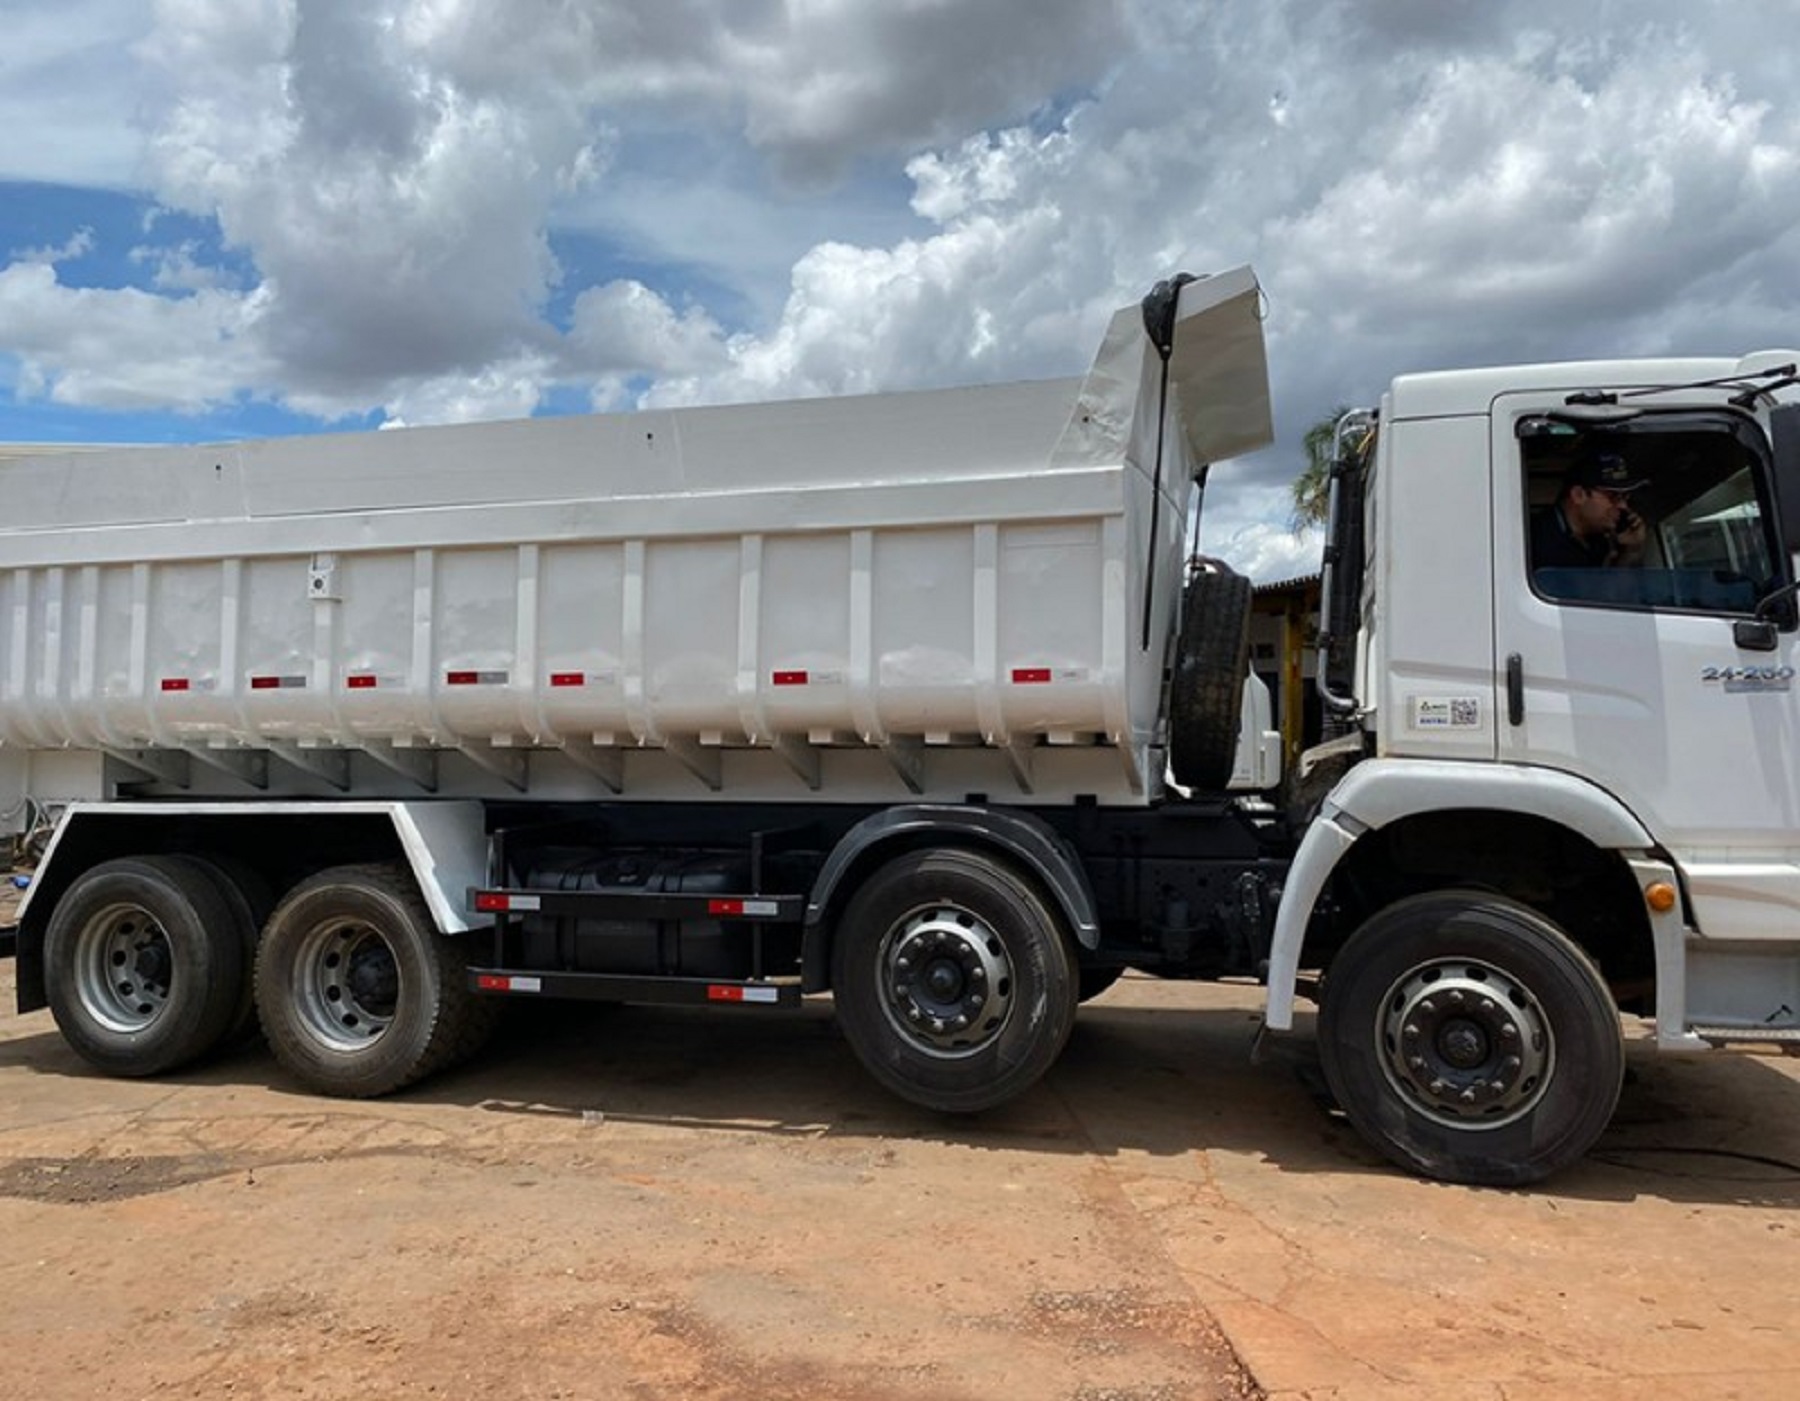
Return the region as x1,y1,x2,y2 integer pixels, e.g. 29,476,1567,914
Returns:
1011,667,1052,684
707,985,780,1004
447,670,509,686
346,674,378,689
550,672,586,687
707,898,781,918
160,678,190,692
250,675,307,690
477,974,543,993
475,892,541,912
772,670,808,686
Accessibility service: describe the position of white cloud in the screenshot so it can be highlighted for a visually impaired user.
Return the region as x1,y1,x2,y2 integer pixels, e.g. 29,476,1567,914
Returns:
0,0,154,188
0,260,274,411
11,229,96,266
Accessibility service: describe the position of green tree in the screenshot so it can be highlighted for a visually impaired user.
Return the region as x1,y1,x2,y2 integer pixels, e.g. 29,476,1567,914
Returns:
1290,405,1352,534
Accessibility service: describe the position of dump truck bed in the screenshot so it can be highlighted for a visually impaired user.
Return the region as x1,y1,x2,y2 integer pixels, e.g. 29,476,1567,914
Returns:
0,269,1270,810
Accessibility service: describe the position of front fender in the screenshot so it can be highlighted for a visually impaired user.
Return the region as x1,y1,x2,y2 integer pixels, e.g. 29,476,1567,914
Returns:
1262,759,1655,1031
801,804,1100,992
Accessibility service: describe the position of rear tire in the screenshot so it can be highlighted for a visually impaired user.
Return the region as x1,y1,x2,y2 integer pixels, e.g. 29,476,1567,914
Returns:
184,855,275,1046
44,855,248,1076
1167,563,1252,791
254,863,496,1097
832,848,1078,1112
1318,890,1623,1186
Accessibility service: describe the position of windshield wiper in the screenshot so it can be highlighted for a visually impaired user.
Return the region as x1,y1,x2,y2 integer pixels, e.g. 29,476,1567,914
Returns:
1729,371,1800,408
1564,363,1799,409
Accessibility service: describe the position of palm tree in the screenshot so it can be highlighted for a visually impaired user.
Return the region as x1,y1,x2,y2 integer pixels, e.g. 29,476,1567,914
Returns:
1290,405,1352,534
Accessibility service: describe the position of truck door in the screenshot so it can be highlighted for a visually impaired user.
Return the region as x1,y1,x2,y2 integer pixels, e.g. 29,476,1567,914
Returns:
1491,395,1800,942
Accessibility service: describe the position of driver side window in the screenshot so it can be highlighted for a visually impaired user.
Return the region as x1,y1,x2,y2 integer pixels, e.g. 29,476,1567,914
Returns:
1521,420,1778,613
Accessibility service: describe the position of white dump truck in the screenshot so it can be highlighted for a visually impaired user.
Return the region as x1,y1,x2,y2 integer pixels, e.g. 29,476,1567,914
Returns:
4,265,1798,1185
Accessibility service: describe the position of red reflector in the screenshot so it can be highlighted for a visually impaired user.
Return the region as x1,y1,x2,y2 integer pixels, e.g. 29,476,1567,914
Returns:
707,985,745,1002
477,974,509,991
708,899,743,916
160,678,190,692
475,892,509,912
771,670,808,686
347,674,377,689
446,671,479,686
1011,667,1052,684
550,672,585,687
250,676,279,690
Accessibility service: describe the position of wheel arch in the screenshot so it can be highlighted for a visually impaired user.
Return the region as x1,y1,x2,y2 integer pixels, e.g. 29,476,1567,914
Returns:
801,804,1099,993
14,800,487,1014
1263,759,1665,1031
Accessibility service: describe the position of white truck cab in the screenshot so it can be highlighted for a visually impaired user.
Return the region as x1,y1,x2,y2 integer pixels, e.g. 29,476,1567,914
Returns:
1264,352,1800,1181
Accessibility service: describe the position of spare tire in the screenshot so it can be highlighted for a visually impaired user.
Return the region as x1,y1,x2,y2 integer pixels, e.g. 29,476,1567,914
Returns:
1167,563,1253,791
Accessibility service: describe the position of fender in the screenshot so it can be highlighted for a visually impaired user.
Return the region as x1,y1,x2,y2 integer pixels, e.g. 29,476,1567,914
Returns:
13,800,488,1012
1262,759,1655,1030
802,803,1100,991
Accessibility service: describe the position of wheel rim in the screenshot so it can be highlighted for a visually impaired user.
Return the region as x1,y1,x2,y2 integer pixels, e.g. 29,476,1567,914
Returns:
73,901,176,1034
289,917,399,1052
1376,957,1554,1130
877,903,1015,1058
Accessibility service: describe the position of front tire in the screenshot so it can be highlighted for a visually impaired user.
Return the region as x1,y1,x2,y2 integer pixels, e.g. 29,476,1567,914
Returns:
832,848,1078,1113
1318,891,1623,1186
254,864,496,1097
44,855,248,1076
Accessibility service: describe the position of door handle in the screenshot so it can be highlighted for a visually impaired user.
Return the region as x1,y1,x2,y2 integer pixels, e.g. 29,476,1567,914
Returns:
1505,653,1524,726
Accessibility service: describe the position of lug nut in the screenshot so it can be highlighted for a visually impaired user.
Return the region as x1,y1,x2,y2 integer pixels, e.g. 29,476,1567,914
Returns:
1403,1023,1420,1040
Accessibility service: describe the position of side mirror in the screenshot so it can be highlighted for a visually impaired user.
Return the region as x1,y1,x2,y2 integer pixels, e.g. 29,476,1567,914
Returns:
1745,577,1800,648
1735,617,1780,652
1771,404,1800,547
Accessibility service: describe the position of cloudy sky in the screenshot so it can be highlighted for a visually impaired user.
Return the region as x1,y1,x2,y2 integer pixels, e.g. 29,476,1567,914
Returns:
3,0,1797,579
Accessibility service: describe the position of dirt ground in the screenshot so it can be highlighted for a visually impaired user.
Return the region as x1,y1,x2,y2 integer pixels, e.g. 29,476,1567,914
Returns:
0,956,1797,1400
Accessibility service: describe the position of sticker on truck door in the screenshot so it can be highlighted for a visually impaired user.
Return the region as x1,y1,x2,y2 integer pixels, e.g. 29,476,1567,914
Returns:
1410,695,1483,729
1701,664,1794,693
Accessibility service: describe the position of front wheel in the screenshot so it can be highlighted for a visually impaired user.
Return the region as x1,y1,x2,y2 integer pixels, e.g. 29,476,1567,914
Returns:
1318,891,1623,1186
254,864,496,1097
832,848,1078,1113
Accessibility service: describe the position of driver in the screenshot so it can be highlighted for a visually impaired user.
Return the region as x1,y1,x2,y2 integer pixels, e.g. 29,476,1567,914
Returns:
1531,450,1647,570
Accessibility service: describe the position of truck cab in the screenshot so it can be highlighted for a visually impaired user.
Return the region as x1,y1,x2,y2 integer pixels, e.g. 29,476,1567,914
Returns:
1267,352,1800,1182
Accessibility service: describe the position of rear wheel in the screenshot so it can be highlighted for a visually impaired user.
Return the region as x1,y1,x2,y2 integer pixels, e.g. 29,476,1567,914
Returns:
832,848,1078,1112
1318,891,1623,1186
184,855,275,1046
254,864,496,1097
44,855,247,1076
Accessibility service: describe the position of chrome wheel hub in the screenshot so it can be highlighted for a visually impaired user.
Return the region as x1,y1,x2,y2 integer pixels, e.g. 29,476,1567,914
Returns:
1378,958,1553,1130
878,905,1014,1058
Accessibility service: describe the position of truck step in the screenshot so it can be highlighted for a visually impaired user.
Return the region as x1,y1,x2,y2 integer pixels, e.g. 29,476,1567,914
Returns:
1691,1024,1800,1046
